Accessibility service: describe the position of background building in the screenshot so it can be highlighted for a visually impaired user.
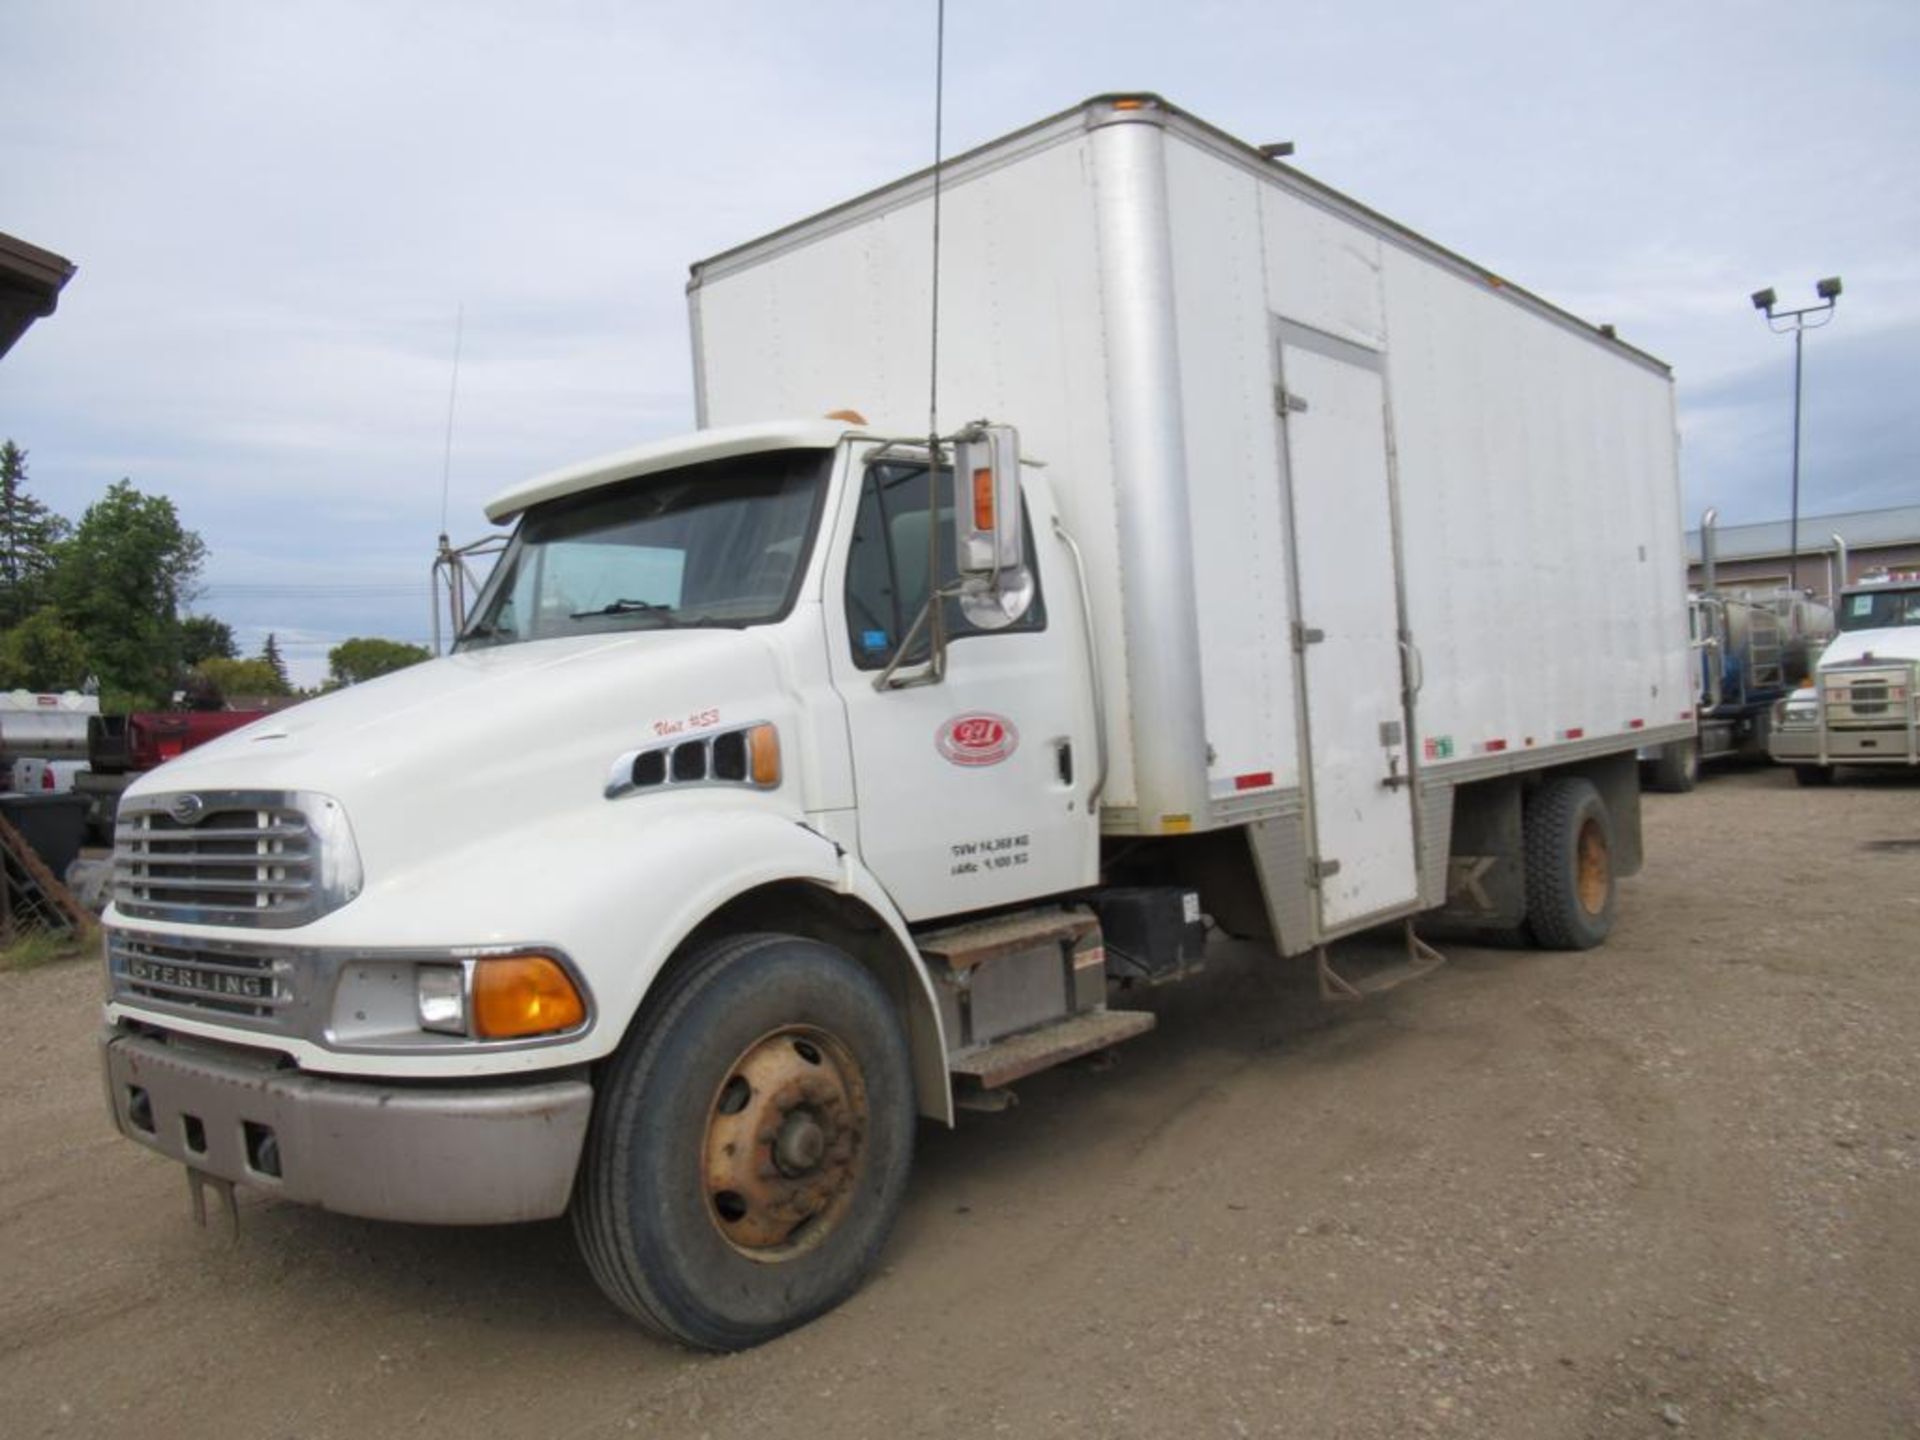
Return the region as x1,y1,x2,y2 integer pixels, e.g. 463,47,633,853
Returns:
1686,504,1920,602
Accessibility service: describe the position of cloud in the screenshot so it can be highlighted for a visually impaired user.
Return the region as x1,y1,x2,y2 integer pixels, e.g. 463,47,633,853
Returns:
3,0,1917,690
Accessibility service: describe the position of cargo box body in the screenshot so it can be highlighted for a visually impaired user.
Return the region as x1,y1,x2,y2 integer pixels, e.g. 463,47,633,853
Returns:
691,95,1689,937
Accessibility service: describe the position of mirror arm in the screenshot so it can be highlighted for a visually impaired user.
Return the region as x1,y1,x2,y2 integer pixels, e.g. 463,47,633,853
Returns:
871,585,955,691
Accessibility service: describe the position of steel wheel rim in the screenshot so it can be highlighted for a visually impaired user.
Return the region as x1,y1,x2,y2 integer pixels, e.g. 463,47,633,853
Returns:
702,1024,869,1262
1576,817,1610,916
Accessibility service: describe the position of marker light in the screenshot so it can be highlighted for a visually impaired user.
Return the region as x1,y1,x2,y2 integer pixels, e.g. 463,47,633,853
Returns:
748,723,782,787
972,467,996,531
471,955,587,1040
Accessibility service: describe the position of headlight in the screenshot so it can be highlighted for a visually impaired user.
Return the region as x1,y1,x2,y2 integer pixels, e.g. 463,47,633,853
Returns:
415,964,467,1034
1775,691,1818,727
411,954,587,1040
331,949,592,1048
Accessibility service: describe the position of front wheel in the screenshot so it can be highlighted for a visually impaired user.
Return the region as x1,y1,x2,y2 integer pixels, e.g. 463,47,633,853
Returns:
572,933,914,1350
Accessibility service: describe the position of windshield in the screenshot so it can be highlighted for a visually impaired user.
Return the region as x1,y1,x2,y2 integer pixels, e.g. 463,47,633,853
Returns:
457,449,827,648
1836,587,1920,633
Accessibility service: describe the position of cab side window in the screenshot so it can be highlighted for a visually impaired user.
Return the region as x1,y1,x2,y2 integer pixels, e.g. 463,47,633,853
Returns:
844,460,1044,670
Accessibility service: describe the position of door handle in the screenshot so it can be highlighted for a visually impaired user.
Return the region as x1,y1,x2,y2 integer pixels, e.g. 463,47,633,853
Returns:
1399,637,1424,698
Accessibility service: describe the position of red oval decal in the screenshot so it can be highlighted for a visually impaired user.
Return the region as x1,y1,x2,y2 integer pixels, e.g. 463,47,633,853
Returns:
937,712,1019,767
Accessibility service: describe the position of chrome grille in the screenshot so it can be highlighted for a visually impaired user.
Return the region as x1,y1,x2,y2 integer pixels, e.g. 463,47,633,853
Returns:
1844,682,1889,715
113,790,361,929
109,929,297,1023
1824,669,1910,729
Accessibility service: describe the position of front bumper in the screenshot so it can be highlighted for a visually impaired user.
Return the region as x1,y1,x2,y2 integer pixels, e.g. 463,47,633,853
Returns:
1769,727,1920,765
102,1029,593,1224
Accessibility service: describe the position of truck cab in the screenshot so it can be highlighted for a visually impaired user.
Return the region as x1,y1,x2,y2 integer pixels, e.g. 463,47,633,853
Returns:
1769,573,1920,782
102,418,1107,1349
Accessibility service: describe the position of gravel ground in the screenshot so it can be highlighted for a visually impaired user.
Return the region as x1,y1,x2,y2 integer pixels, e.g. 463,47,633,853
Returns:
1,763,1916,1438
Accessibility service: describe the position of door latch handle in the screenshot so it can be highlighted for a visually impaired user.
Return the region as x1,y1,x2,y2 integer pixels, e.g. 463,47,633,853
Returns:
1381,753,1412,790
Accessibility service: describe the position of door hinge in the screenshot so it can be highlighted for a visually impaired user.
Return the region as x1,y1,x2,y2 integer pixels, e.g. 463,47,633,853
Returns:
1308,857,1342,887
1274,386,1309,416
1291,621,1325,652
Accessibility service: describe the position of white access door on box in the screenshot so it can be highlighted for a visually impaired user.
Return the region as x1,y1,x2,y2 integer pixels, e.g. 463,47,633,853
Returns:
1277,326,1420,933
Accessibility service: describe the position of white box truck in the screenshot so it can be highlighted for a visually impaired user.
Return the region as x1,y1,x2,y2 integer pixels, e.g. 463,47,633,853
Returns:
99,95,1690,1350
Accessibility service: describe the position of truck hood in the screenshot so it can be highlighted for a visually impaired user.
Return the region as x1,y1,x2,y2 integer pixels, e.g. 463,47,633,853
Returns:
1818,628,1920,668
125,629,797,888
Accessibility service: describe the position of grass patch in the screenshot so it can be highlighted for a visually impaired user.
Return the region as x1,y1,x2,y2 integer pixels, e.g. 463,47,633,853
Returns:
0,926,91,973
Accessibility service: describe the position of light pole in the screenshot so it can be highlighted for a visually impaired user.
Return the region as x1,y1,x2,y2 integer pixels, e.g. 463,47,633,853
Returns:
1750,277,1842,592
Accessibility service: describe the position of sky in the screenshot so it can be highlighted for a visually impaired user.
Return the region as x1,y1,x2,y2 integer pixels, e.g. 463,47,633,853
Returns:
4,0,1916,686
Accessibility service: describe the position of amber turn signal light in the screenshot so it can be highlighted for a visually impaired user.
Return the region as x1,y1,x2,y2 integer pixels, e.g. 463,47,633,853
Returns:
972,466,996,531
471,955,587,1039
747,722,781,787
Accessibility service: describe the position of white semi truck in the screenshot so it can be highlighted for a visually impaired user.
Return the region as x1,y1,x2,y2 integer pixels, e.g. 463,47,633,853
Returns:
1769,571,1920,781
100,95,1690,1349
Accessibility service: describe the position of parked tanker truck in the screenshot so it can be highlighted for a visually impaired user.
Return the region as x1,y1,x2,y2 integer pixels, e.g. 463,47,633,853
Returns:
98,95,1690,1349
1641,510,1831,790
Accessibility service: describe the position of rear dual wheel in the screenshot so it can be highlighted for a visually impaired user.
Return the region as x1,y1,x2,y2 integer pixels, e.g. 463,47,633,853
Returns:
572,933,914,1350
1645,737,1700,793
1524,777,1616,951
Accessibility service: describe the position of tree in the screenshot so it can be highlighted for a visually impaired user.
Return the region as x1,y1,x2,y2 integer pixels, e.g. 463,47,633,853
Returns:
328,636,432,687
194,656,291,700
260,632,290,690
50,480,207,706
0,608,89,692
180,614,238,668
0,441,72,628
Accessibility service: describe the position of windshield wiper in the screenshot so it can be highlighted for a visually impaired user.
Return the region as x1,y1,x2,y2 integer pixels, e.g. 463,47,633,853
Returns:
570,598,683,623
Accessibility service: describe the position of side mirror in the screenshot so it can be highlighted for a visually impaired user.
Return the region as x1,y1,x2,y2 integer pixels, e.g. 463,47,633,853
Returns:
953,424,1024,576
952,423,1036,631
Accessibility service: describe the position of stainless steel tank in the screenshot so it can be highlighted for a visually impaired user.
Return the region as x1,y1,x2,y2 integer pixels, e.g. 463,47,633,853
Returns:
0,694,98,762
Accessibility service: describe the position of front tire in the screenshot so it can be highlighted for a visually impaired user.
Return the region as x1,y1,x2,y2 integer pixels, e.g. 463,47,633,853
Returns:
1524,777,1616,951
572,932,914,1350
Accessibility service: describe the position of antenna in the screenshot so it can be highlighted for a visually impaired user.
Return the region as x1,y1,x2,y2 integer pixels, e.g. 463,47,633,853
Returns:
923,0,948,679
433,303,468,653
438,302,464,540
928,0,946,449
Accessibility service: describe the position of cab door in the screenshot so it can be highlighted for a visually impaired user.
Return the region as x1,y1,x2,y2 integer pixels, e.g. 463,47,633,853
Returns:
825,452,1098,922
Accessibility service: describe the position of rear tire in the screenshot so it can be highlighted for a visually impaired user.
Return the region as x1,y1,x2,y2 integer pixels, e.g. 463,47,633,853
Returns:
1523,777,1616,951
1646,738,1699,793
1793,764,1835,787
572,932,914,1350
